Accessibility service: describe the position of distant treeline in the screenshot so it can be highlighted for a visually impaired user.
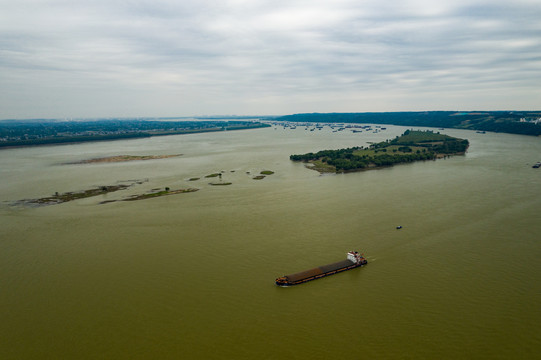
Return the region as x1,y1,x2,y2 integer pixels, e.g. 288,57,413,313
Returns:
0,120,269,148
276,111,541,136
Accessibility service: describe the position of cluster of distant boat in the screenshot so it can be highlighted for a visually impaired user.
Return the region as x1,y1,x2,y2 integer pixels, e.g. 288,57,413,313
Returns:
269,122,387,134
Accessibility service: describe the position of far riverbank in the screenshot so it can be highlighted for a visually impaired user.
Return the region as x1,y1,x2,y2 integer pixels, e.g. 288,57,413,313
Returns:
0,120,270,149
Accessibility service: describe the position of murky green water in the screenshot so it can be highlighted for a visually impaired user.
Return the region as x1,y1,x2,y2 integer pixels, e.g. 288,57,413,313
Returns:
1,125,540,359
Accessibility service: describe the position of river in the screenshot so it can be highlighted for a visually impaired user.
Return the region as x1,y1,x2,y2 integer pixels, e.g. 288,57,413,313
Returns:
1,124,540,359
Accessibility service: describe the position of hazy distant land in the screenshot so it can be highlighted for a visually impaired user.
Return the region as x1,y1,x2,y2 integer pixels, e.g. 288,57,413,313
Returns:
0,119,270,148
276,111,541,136
2,111,541,149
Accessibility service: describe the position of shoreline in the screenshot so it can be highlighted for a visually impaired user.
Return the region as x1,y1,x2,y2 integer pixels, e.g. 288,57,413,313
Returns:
0,123,270,150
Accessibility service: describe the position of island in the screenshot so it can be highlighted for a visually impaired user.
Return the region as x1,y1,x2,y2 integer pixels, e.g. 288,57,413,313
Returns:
21,184,133,206
290,130,469,173
16,181,201,206
111,187,199,202
253,170,275,180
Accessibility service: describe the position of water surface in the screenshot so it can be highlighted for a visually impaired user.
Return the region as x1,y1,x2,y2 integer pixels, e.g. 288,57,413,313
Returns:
1,126,540,359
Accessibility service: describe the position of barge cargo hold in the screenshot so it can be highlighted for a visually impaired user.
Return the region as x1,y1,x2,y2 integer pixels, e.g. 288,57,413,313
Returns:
275,251,367,286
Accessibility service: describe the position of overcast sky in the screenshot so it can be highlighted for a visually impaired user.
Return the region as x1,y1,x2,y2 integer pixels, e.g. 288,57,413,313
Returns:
1,0,540,119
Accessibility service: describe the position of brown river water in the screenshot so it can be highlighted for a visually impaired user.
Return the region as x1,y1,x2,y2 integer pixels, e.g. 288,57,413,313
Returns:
1,124,540,359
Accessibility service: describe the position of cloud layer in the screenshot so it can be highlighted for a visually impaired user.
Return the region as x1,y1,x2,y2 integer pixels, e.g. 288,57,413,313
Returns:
1,0,540,118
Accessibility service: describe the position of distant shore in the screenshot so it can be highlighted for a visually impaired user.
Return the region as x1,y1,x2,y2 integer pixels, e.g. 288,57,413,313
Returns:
0,121,270,149
275,111,541,137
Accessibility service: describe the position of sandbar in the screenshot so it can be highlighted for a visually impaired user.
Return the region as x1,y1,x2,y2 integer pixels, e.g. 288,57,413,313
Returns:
67,154,181,164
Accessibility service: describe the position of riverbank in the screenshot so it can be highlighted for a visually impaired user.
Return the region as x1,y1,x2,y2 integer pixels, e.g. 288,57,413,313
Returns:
275,111,541,136
0,120,270,149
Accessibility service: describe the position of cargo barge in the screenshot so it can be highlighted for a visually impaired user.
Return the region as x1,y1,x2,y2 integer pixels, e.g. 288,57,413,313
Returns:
275,251,367,286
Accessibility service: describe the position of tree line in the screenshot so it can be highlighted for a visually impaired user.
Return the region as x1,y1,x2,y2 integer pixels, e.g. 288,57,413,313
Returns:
0,120,269,148
276,111,541,136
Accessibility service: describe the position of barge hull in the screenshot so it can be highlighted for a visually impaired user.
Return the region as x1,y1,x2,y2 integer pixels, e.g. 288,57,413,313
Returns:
278,260,366,286
275,251,367,286
319,259,355,273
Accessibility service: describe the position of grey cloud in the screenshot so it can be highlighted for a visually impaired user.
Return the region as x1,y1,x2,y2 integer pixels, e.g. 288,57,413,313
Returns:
0,0,540,118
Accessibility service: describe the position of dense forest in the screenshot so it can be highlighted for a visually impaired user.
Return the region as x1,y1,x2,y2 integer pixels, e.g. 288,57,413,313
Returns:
276,111,541,136
290,130,469,172
0,120,269,148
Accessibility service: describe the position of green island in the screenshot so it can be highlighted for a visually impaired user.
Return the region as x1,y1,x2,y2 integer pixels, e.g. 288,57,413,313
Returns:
253,170,275,180
290,130,469,173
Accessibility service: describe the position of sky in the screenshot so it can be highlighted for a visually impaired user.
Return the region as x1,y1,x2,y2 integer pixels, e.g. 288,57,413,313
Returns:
1,0,540,119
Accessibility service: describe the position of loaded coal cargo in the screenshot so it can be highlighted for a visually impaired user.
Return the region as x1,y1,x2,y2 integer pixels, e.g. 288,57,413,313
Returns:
275,251,367,286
